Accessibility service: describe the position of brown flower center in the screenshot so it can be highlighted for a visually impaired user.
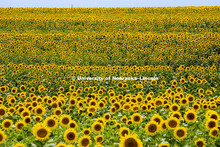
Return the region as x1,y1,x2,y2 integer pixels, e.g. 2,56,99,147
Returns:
125,138,138,147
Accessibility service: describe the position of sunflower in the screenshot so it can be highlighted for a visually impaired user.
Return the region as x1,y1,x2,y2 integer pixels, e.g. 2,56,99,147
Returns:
170,104,180,112
60,115,71,127
34,116,42,122
192,103,200,111
55,143,67,147
69,120,78,129
119,134,143,147
0,129,7,144
23,116,32,124
54,108,62,116
171,112,182,120
44,116,58,130
160,120,167,131
35,106,46,116
83,128,91,136
151,114,163,125
131,113,142,124
92,122,104,134
13,143,26,147
184,110,197,123
2,119,13,130
207,112,219,121
15,121,25,131
33,123,51,141
64,128,78,143
166,117,180,130
0,107,6,117
209,128,218,137
78,135,91,147
205,119,217,130
119,127,130,138
194,138,206,147
174,127,187,140
95,135,104,144
159,143,169,147
145,121,159,136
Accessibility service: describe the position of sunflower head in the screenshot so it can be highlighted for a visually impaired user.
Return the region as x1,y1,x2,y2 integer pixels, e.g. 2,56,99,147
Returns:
0,129,7,144
184,110,197,123
209,128,218,137
145,121,159,136
131,113,142,124
92,122,104,134
33,123,51,141
78,135,91,147
60,115,71,127
119,127,130,138
44,116,58,130
174,127,187,140
119,134,143,147
205,119,217,130
83,128,91,136
64,128,78,143
2,119,13,130
166,117,180,130
194,138,206,147
95,135,104,144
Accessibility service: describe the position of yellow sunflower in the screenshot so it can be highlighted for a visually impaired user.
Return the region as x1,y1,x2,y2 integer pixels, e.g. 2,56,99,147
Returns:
184,110,197,123
15,121,25,131
0,129,7,144
205,119,218,130
119,127,130,138
194,138,206,147
44,116,58,130
60,115,71,127
145,121,159,136
119,134,143,147
131,113,142,124
2,119,13,130
33,123,51,141
174,127,187,140
95,135,104,144
159,143,169,147
64,128,78,143
209,128,218,137
166,117,180,130
13,143,25,147
92,122,104,134
78,135,92,147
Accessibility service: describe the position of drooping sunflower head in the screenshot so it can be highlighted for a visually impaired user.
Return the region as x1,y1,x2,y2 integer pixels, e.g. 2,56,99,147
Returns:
64,128,78,143
174,127,187,140
119,134,143,147
145,121,159,136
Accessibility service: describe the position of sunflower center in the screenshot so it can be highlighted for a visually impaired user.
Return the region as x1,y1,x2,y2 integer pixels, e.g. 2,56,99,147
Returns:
94,124,101,131
25,118,31,123
97,137,103,142
134,116,140,122
37,128,48,138
121,130,129,137
168,120,177,128
211,130,218,136
0,109,6,115
125,138,138,147
55,110,61,115
36,108,42,114
4,122,11,128
208,121,216,128
148,124,157,132
17,123,24,130
82,138,89,146
84,130,89,135
62,118,69,125
67,132,75,140
187,113,195,120
0,135,2,141
70,123,76,128
172,106,178,111
196,141,204,147
210,115,217,120
177,129,184,137
48,119,55,127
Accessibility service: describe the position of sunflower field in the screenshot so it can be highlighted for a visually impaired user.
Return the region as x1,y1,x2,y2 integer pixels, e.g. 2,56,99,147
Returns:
0,6,220,147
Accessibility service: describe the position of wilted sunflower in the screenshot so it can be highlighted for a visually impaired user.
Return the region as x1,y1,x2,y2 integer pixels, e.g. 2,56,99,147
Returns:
166,117,180,130
119,134,143,147
33,123,51,141
2,119,13,130
209,127,218,137
119,127,130,138
184,110,197,123
95,135,104,144
44,116,58,130
78,135,91,147
131,113,142,124
64,128,78,143
205,119,218,130
92,122,104,134
194,138,206,147
0,129,7,144
60,115,71,127
145,121,159,136
174,127,187,140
